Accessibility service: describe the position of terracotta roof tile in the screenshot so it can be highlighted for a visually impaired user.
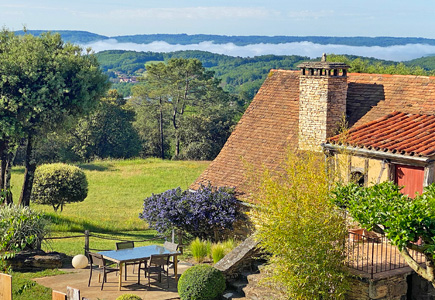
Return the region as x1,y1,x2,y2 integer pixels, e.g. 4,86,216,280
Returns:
190,70,300,195
328,111,435,157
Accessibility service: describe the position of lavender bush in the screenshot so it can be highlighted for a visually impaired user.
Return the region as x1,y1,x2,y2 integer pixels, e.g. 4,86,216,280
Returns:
139,185,239,240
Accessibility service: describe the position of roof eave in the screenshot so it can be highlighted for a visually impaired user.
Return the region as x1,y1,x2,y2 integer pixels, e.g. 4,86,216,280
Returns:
322,143,434,165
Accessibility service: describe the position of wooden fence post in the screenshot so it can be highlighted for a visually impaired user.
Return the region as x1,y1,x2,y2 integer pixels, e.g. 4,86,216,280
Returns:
0,273,12,300
84,230,89,256
177,230,183,246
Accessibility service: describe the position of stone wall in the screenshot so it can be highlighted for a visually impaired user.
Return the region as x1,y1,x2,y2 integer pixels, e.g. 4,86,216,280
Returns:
347,273,409,300
298,75,347,152
409,272,435,300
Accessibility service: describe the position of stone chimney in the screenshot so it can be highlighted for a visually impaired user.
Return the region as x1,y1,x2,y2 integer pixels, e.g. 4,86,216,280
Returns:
297,54,349,151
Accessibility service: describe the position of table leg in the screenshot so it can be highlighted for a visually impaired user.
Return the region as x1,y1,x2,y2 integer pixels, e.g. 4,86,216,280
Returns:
118,262,123,291
174,256,178,282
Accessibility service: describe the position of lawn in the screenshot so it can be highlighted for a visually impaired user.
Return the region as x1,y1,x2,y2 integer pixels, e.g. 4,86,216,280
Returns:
9,158,209,255
11,158,209,232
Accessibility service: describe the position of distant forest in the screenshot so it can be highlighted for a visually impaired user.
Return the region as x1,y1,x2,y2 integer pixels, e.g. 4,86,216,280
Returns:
16,30,435,99
15,30,435,47
95,50,435,99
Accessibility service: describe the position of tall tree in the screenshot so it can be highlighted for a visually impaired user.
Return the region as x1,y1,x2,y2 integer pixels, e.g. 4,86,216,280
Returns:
133,58,237,159
69,89,141,161
132,63,170,159
166,58,210,157
0,29,109,206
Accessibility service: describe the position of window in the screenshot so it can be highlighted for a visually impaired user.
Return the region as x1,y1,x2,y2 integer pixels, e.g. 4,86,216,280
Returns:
350,171,365,187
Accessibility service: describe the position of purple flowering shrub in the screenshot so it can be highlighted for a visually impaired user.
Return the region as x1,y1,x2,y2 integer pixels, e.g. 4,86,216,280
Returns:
139,184,239,240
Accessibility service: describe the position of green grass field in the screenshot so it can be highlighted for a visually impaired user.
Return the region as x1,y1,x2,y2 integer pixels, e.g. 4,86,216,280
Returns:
11,158,209,232
10,158,209,255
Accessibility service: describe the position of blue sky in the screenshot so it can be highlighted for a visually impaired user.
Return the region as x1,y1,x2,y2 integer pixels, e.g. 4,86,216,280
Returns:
1,0,434,38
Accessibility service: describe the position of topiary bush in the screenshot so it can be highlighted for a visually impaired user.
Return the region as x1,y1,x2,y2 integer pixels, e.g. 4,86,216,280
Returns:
178,264,226,300
115,294,142,300
31,163,88,212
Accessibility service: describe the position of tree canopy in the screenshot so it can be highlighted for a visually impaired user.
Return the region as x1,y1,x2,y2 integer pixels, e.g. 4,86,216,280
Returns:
0,29,109,206
132,58,240,160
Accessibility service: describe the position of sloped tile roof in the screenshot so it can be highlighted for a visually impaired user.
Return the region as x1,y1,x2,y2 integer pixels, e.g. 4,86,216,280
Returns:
190,70,300,196
327,111,435,157
346,73,435,127
191,71,435,195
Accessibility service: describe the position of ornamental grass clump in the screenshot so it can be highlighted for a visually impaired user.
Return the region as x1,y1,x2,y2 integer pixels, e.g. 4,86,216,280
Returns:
0,204,49,252
211,239,237,263
178,264,226,300
190,238,209,263
0,204,50,273
211,243,225,264
139,184,239,241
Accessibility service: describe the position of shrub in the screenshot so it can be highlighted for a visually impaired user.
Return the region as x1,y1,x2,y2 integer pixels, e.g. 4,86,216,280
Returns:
190,238,209,263
250,150,349,299
31,163,88,211
178,264,226,300
211,243,225,264
0,205,50,272
139,184,239,241
116,294,142,300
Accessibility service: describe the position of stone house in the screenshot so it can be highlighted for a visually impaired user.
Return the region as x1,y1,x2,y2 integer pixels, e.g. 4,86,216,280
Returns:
191,56,435,299
192,56,435,197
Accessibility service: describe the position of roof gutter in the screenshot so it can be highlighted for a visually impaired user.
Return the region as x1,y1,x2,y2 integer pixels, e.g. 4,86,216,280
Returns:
321,143,432,164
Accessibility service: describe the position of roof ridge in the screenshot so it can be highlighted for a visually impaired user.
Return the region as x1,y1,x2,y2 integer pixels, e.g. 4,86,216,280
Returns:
348,72,435,80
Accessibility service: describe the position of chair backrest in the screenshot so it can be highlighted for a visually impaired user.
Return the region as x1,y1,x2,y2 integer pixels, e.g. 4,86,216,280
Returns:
116,241,134,250
89,252,105,267
163,241,178,252
150,254,170,267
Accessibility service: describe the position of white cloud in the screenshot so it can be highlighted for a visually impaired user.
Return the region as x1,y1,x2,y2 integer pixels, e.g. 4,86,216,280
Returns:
287,10,335,19
82,39,435,62
85,6,278,21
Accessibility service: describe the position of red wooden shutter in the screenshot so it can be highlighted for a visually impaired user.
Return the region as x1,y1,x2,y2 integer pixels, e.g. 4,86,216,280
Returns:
394,164,424,198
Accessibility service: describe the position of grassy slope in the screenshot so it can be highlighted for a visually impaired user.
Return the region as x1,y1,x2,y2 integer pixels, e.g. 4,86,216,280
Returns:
11,158,209,232
10,158,209,255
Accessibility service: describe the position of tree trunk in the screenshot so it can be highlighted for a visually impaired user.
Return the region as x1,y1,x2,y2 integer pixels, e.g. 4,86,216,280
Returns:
0,140,7,189
159,97,164,159
175,133,180,158
4,149,15,204
19,134,36,207
0,140,13,204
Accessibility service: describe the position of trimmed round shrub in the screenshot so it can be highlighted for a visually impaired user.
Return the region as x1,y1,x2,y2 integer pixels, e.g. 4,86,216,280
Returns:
178,264,226,300
115,294,142,300
31,163,88,212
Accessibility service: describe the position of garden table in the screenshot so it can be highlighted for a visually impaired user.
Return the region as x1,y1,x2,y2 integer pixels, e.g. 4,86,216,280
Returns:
98,245,180,291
